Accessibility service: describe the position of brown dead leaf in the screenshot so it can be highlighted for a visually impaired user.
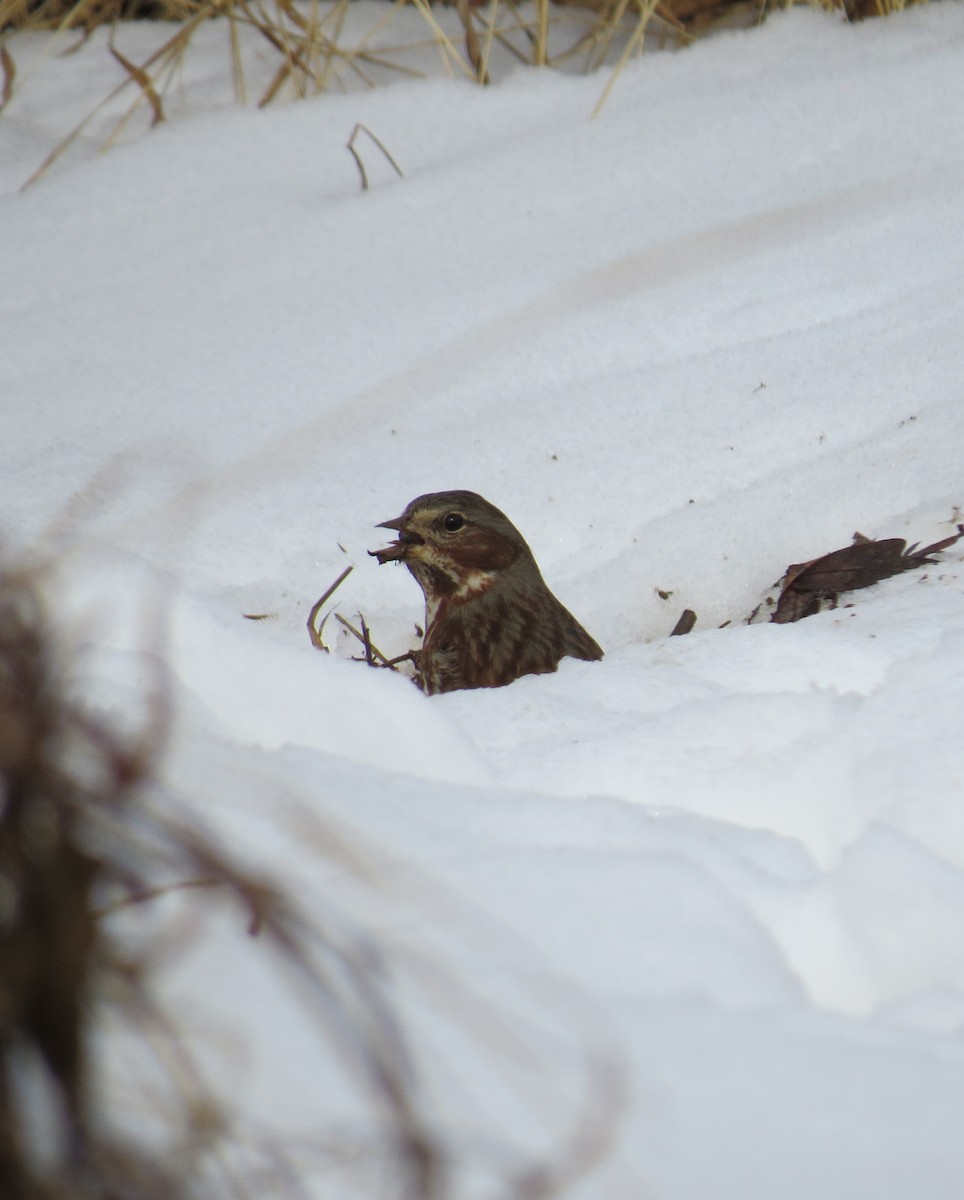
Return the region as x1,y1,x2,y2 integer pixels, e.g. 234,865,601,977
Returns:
771,527,963,624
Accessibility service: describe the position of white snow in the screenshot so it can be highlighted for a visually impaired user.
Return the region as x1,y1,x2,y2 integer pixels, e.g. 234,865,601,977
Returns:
4,3,964,1195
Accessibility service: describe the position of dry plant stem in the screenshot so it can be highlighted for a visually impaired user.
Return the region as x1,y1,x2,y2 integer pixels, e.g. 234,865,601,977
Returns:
359,614,377,667
0,43,15,110
496,0,553,64
333,611,400,670
317,0,422,94
594,0,635,69
19,7,212,188
534,0,549,63
131,804,453,1197
496,0,539,53
408,0,476,80
228,1,247,103
20,74,126,188
0,555,174,1195
592,0,658,115
0,541,623,1199
315,0,352,91
651,5,693,40
93,876,221,919
246,3,311,89
346,122,404,191
259,56,293,105
307,563,354,650
10,0,706,188
476,0,500,82
457,0,487,82
110,36,164,124
511,1054,624,1200
505,0,561,60
258,0,305,97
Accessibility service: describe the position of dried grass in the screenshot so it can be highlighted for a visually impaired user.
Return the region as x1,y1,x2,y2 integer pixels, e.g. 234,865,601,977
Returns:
1,0,930,185
0,541,622,1198
307,562,419,673
0,0,670,184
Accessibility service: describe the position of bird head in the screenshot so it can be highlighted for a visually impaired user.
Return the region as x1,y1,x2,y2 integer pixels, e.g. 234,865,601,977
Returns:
370,490,530,603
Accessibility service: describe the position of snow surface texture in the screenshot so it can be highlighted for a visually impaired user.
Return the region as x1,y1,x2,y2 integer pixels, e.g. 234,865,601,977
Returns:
4,5,964,1197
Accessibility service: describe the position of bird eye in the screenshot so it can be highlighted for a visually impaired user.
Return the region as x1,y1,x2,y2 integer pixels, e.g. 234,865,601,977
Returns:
442,512,465,532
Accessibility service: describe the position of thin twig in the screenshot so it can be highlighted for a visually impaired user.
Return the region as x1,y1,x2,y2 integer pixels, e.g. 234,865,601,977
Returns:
307,564,354,650
334,612,400,670
346,122,404,191
94,877,221,920
592,0,658,117
458,0,482,81
109,37,165,126
0,42,15,111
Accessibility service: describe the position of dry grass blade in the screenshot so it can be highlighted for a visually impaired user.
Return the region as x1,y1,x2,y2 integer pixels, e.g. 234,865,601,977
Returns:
457,0,488,82
592,0,658,116
534,0,550,64
584,0,631,72
19,8,212,188
314,0,351,90
307,563,354,650
110,37,165,125
227,2,248,103
0,552,169,1195
0,526,627,1199
346,122,404,191
0,545,446,1199
0,41,15,110
259,56,293,105
408,0,476,79
20,91,110,189
511,1053,625,1200
93,876,221,919
312,0,418,94
474,0,501,82
483,0,547,66
334,610,400,669
5,0,737,188
1,0,933,181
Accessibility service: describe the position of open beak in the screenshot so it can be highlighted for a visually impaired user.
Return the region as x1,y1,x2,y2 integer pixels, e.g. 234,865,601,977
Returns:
369,515,424,565
376,516,406,533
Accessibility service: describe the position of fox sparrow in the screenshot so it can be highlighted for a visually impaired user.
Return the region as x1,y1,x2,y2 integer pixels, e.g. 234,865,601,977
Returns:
370,490,603,695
